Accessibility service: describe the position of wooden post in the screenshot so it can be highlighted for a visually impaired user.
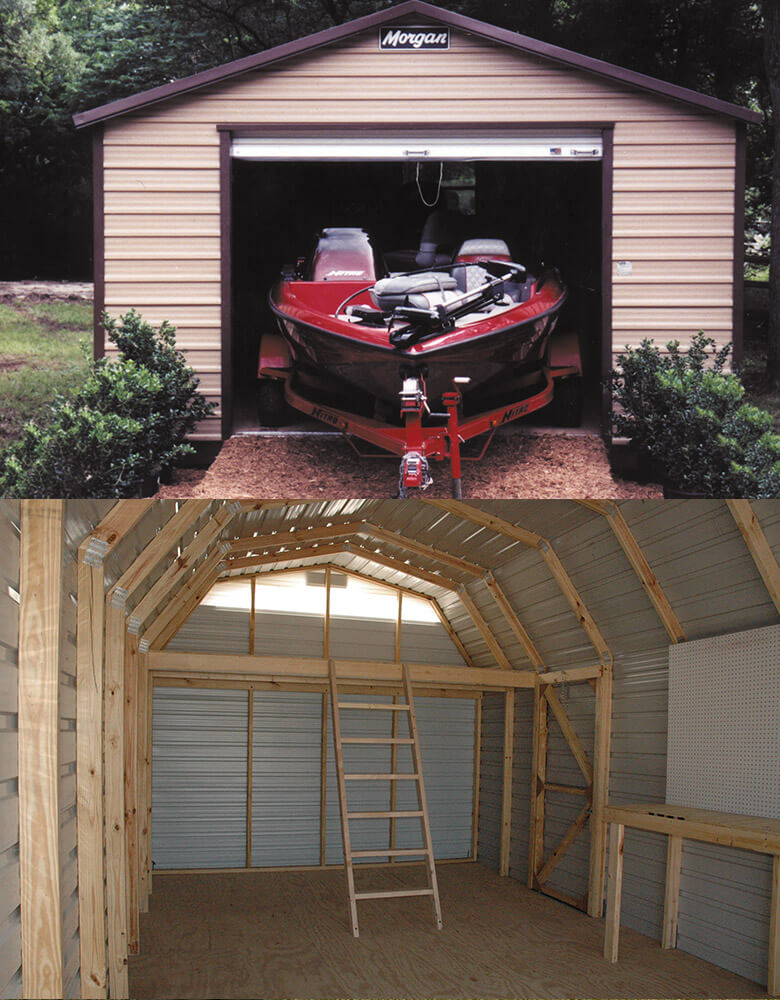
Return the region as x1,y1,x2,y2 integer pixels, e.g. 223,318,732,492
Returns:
390,593,402,858
604,822,625,962
528,680,548,888
246,687,254,867
145,670,153,902
320,692,328,866
662,835,683,949
77,554,108,997
19,501,65,1000
499,690,514,876
324,566,331,657
249,577,255,655
769,854,779,997
472,695,482,861
124,630,140,954
588,668,613,917
137,652,149,915
105,602,130,998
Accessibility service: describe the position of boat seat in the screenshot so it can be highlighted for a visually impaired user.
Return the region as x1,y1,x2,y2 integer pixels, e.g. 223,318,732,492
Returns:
371,272,459,312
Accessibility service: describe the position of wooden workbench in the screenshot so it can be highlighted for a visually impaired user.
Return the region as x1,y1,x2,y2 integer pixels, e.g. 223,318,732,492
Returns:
603,802,780,996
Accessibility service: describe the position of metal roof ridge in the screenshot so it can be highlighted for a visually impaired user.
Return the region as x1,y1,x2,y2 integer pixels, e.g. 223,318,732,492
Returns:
72,0,760,130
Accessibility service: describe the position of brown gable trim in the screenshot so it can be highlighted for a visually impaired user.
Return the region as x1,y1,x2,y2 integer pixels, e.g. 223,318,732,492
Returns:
73,0,759,130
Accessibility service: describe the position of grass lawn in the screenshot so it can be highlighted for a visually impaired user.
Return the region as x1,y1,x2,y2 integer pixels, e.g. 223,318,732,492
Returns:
0,299,92,444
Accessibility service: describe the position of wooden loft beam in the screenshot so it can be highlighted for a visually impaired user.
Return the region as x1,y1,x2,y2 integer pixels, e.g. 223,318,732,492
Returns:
227,518,366,555
128,501,242,633
79,499,154,565
575,501,685,644
147,649,536,689
18,501,65,1000
727,500,780,614
362,524,485,577
106,500,212,605
424,499,542,547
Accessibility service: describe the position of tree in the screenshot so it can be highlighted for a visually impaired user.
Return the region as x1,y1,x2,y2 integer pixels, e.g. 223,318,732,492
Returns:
765,0,780,388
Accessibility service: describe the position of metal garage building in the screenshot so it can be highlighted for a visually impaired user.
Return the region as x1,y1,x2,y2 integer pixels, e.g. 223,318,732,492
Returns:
73,1,759,452
1,498,779,999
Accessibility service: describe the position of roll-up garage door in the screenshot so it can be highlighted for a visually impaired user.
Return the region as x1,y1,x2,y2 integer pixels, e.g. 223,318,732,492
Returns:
152,688,248,869
231,134,603,161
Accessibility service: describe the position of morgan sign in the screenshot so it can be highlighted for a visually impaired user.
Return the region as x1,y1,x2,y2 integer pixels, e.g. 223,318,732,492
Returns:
379,26,450,50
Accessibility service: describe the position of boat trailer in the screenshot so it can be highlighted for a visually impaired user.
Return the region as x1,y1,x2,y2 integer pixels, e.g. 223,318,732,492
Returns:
262,364,558,498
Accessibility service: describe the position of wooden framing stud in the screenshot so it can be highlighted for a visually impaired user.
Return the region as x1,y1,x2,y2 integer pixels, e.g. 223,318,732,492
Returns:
482,571,544,671
362,523,484,577
457,585,512,670
499,689,515,876
769,854,779,996
228,519,365,555
19,501,65,1000
588,669,613,917
727,500,780,615
124,630,140,954
604,821,625,962
528,680,548,889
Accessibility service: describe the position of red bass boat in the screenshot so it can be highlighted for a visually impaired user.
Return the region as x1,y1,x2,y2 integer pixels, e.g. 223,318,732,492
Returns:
262,228,568,497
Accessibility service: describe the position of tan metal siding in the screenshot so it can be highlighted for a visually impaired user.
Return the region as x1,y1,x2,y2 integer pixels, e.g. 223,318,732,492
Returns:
101,28,737,439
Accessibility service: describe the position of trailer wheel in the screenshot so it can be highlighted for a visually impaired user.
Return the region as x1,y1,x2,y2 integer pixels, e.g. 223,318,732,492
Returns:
550,376,583,428
257,379,288,427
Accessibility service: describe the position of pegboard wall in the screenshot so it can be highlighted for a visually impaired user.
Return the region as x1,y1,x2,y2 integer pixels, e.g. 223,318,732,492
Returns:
667,623,780,819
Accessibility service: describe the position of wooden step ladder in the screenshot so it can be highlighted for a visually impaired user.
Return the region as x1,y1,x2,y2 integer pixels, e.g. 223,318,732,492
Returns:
328,659,443,938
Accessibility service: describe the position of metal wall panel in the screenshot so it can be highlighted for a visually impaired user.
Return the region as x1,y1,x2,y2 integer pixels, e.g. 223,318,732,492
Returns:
0,501,21,999
393,697,475,859
152,688,248,868
255,610,324,658
329,617,395,662
251,692,322,866
477,693,504,871
401,621,465,666
168,604,250,654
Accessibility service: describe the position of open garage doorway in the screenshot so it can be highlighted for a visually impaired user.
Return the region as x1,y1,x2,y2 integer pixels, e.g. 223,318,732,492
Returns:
229,134,605,436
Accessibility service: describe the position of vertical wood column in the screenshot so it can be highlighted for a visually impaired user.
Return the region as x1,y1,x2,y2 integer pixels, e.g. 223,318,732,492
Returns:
588,668,613,917
105,602,129,998
769,854,779,997
124,630,140,954
320,692,328,866
662,835,683,949
499,689,514,877
77,553,108,997
145,670,153,903
471,695,482,861
19,501,65,1000
246,687,254,868
528,680,548,888
137,652,150,915
390,593,402,858
249,578,256,655
604,822,625,962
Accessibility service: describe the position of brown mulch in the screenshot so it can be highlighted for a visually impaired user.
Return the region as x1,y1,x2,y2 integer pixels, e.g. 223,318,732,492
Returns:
156,431,661,499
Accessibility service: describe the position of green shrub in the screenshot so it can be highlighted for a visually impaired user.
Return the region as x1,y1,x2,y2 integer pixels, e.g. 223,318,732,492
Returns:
611,332,780,497
0,310,215,497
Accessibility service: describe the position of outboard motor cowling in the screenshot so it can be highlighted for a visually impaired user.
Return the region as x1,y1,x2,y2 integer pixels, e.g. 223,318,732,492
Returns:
307,228,380,282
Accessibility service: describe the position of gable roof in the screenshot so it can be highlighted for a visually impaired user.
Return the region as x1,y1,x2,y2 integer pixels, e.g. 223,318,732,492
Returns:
73,0,760,129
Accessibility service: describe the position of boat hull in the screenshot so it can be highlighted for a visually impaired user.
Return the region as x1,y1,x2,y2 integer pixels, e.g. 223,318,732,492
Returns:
269,276,566,409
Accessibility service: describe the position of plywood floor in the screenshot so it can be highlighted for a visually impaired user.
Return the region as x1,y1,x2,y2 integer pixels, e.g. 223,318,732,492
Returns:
129,862,767,999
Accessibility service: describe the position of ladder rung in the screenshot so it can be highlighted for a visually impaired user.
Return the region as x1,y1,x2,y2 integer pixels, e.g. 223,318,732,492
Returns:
338,702,411,711
355,889,434,901
344,773,419,781
347,810,423,819
341,737,414,744
351,848,430,858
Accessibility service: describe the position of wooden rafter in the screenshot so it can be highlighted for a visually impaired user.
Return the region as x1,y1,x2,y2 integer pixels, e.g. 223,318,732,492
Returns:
105,500,212,605
80,499,154,563
457,585,512,669
727,499,780,614
344,540,459,591
362,523,484,577
482,571,544,671
128,501,241,632
428,599,476,669
227,518,366,555
226,542,347,570
575,500,685,643
142,547,227,650
424,499,542,547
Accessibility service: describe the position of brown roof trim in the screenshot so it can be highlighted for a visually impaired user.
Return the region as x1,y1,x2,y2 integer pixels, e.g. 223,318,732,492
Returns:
72,0,760,129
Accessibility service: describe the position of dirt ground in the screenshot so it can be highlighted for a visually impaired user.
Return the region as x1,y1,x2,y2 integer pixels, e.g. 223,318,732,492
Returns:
0,280,94,302
156,431,661,499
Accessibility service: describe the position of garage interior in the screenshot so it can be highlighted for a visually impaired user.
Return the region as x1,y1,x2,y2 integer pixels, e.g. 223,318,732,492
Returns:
231,150,602,434
3,498,779,999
